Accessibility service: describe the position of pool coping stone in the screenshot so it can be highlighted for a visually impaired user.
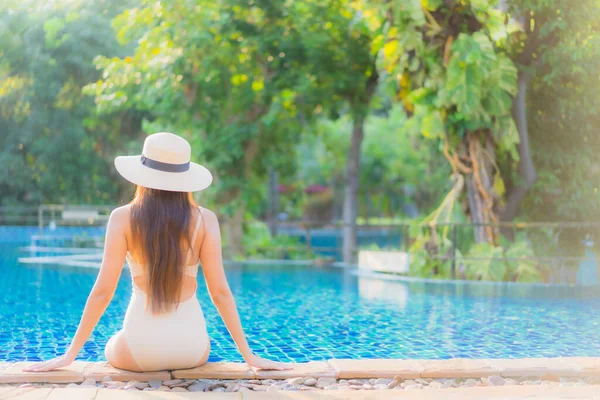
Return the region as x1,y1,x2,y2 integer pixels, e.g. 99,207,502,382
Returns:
1,357,598,384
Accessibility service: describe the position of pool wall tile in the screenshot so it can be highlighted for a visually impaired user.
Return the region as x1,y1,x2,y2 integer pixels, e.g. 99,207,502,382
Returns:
172,362,255,379
328,359,421,379
254,361,336,379
0,361,90,383
84,361,170,382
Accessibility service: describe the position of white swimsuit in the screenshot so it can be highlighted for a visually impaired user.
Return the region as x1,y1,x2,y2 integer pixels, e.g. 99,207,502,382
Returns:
108,211,210,371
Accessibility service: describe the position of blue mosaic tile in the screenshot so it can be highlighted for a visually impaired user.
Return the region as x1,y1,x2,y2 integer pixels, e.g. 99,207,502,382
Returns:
1,243,600,362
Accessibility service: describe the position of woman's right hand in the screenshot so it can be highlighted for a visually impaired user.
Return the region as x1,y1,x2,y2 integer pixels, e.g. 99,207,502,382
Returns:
245,353,293,371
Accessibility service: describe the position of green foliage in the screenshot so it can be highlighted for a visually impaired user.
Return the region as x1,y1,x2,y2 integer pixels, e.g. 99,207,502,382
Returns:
296,105,451,219
242,221,310,261
408,220,542,282
508,0,600,224
409,235,456,279
0,0,134,206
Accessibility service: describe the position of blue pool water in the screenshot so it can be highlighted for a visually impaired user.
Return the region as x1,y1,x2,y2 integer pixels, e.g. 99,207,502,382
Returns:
1,244,600,363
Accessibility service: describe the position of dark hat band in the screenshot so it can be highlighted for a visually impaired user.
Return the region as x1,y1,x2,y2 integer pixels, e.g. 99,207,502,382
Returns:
140,155,190,173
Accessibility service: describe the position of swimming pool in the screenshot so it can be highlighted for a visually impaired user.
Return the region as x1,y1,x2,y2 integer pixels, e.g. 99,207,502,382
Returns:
1,244,600,363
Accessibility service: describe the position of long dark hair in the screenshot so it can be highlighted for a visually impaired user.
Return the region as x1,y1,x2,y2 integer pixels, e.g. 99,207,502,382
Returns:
129,185,197,314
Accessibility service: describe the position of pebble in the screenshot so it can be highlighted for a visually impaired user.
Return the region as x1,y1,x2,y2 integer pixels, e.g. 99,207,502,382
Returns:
387,379,401,389
287,377,304,385
82,378,96,386
104,381,124,389
188,382,208,392
303,378,317,386
374,378,393,385
443,379,456,388
316,377,337,388
429,381,444,389
163,379,183,386
124,381,139,390
226,383,240,392
9,375,595,393
208,382,226,390
170,381,191,388
405,384,423,390
148,380,162,389
487,375,505,386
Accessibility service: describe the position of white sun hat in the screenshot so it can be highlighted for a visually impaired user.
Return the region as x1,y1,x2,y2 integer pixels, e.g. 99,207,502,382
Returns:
114,132,213,192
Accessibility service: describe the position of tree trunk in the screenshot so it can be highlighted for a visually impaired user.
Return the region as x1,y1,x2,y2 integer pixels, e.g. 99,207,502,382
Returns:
466,175,487,243
342,114,366,263
501,70,537,222
268,168,279,237
465,134,497,244
223,204,245,259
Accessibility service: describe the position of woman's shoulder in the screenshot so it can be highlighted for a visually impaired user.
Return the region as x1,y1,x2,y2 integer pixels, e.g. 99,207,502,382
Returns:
107,205,131,230
110,204,131,219
198,206,219,229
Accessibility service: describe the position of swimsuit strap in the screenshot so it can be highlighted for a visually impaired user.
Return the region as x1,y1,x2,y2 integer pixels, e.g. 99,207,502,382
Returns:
190,207,203,248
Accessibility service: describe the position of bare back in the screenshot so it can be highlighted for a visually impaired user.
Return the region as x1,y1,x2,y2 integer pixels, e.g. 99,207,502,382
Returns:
123,205,205,302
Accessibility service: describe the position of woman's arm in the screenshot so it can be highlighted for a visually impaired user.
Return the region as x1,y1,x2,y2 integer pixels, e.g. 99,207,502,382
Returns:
199,209,291,370
24,207,128,372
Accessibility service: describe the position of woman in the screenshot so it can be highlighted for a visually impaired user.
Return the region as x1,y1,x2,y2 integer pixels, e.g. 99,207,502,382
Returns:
24,132,290,372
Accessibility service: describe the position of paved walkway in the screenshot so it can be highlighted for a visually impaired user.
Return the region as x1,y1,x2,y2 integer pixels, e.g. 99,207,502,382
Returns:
1,386,599,399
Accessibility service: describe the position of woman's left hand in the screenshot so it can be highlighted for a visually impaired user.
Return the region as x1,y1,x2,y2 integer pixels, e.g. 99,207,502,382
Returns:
22,354,75,372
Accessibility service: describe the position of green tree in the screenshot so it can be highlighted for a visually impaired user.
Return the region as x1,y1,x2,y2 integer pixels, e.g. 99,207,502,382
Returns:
90,0,331,256
379,0,518,244
0,0,135,206
91,0,383,261
504,0,600,222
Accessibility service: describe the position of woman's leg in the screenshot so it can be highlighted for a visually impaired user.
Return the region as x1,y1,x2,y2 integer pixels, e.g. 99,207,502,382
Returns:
105,330,143,372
